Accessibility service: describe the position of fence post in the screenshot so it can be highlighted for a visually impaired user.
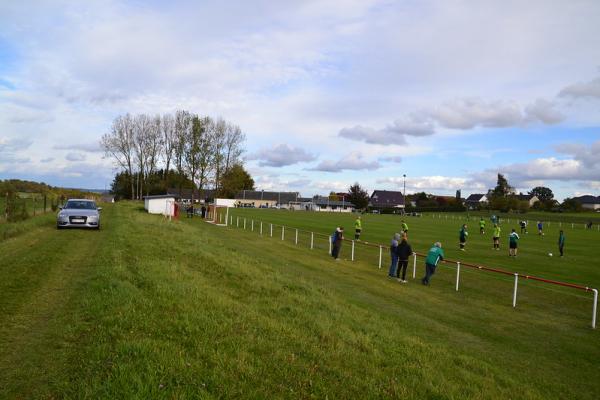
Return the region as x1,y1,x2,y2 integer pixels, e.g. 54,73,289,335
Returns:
260,221,263,235
230,215,233,225
572,223,574,229
270,224,273,237
219,213,222,224
378,246,382,269
310,232,314,249
295,229,298,245
236,217,239,227
244,218,247,230
351,240,355,261
412,252,417,278
455,262,461,291
592,289,598,329
513,273,519,308
282,226,285,241
329,236,332,255
251,220,254,231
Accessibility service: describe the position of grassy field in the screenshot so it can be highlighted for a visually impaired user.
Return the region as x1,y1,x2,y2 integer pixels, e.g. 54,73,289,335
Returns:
0,202,598,399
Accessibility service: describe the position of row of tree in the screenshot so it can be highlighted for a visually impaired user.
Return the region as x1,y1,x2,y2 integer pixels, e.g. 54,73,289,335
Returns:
101,111,248,201
488,174,584,212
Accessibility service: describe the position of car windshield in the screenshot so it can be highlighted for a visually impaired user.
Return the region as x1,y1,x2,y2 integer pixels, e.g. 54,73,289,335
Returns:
65,201,97,210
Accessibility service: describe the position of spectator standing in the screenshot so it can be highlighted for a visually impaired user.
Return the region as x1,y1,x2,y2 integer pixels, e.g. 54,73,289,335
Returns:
422,242,444,286
396,233,413,283
331,227,344,260
388,233,401,278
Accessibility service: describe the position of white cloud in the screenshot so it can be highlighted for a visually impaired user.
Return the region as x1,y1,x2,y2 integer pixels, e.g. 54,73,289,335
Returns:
65,152,86,162
54,143,103,153
559,76,600,99
247,143,317,167
377,175,487,192
309,152,380,172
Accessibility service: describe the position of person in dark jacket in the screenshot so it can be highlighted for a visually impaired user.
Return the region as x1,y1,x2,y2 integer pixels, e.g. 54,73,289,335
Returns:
395,233,413,283
331,227,344,260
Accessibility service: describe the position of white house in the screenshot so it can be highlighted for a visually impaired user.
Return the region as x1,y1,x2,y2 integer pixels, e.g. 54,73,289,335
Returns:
144,194,176,216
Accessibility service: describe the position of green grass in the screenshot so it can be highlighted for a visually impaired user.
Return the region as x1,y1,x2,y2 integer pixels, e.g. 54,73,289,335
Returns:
0,202,598,399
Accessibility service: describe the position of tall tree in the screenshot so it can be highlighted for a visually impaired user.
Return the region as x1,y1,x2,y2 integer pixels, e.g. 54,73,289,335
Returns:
184,115,203,204
220,163,254,198
224,123,245,173
161,113,176,185
491,173,514,197
132,113,154,199
174,110,191,194
101,114,135,199
195,116,213,194
347,183,369,210
210,118,227,195
529,186,554,203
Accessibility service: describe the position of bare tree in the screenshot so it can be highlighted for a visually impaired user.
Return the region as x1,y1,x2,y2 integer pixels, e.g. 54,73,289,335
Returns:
161,113,176,183
174,110,191,194
210,118,227,195
100,114,135,199
184,114,204,204
143,115,163,196
224,123,245,174
133,114,154,199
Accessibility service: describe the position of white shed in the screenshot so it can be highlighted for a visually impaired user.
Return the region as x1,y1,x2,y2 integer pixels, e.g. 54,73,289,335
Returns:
144,194,176,216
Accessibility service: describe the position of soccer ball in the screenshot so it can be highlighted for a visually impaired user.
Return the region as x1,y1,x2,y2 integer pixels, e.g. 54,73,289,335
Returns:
548,253,553,257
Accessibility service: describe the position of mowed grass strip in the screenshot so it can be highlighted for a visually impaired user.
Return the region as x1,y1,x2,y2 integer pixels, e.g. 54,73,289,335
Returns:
0,202,598,399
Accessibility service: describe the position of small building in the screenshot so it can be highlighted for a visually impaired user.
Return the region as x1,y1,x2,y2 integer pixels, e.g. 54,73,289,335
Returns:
234,190,300,208
515,194,539,207
465,194,488,210
167,187,215,204
573,195,600,210
144,194,176,216
369,190,405,210
305,196,355,212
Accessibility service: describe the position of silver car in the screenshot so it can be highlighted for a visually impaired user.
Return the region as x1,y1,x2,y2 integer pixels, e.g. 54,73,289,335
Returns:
57,199,102,229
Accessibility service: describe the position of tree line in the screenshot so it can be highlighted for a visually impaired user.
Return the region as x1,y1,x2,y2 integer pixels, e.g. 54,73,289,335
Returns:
101,111,251,201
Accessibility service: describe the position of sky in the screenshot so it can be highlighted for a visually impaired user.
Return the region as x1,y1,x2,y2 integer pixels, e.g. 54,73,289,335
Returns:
1,0,599,200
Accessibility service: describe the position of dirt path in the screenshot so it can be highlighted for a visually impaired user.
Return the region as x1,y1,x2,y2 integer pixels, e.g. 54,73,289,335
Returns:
0,213,108,398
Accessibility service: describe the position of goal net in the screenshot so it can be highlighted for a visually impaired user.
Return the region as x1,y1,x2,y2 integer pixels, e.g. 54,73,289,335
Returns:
206,204,229,226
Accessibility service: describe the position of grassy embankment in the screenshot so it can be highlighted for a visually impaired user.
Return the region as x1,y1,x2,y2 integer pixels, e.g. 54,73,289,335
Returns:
0,202,598,399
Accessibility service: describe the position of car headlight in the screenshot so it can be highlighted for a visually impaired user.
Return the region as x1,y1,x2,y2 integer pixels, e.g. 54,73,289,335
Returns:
88,215,98,221
58,213,67,218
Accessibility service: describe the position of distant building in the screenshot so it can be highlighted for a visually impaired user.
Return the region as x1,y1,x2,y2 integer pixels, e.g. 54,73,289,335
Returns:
167,187,215,204
233,190,300,208
573,195,600,210
304,196,355,212
465,194,488,209
369,190,405,210
514,194,539,207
